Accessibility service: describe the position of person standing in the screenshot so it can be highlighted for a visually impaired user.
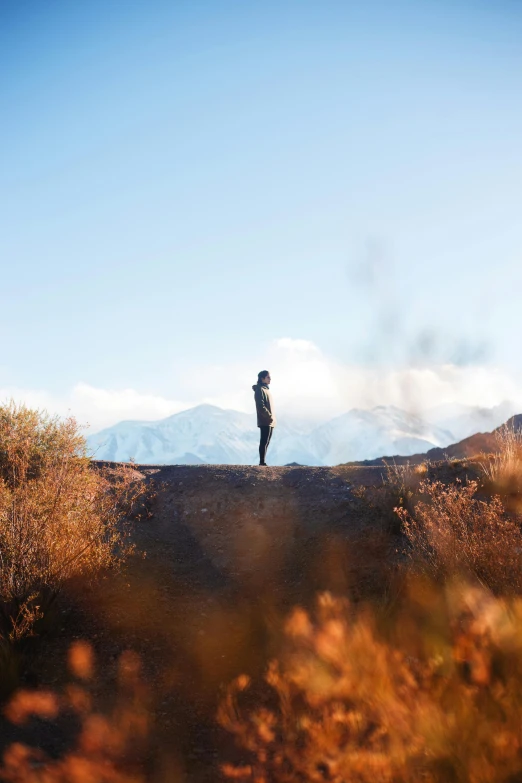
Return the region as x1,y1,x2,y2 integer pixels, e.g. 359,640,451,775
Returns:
252,370,276,466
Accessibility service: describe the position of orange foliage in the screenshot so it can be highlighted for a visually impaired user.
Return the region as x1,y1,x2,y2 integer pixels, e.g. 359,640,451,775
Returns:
1,645,149,783
219,584,522,782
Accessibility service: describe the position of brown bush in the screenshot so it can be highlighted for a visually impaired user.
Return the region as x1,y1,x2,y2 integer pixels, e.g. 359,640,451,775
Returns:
219,586,522,783
0,401,147,644
396,479,522,594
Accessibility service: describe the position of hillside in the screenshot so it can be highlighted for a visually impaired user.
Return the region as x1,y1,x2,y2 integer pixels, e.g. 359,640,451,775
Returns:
89,460,479,603
346,414,522,466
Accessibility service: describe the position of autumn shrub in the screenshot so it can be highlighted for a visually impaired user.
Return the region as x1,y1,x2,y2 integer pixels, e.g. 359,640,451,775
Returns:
219,585,522,783
396,479,522,595
0,401,147,646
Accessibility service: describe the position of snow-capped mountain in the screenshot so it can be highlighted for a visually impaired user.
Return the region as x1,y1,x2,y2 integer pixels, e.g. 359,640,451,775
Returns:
309,405,453,465
88,403,458,466
89,405,257,465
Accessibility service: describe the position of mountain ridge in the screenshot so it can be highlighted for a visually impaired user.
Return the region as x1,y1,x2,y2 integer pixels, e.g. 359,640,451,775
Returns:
88,401,519,466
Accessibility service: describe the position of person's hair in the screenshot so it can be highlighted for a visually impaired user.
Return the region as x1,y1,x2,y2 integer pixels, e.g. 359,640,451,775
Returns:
257,370,270,382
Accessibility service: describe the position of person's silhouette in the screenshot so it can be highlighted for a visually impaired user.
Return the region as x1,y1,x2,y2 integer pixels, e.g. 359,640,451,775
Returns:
252,370,276,466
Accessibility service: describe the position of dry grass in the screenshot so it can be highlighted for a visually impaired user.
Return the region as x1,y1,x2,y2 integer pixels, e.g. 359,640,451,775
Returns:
219,585,522,782
0,401,147,646
480,423,522,509
381,460,432,519
396,479,522,594
382,460,418,508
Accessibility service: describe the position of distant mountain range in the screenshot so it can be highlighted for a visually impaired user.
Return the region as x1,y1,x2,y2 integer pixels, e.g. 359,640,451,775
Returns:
88,400,520,466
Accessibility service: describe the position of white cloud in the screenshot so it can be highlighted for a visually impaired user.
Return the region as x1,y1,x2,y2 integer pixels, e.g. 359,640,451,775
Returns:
2,338,521,432
195,338,522,421
69,384,188,429
0,383,189,433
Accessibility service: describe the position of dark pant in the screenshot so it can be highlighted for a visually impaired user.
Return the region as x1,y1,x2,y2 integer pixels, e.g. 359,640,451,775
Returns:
259,426,273,464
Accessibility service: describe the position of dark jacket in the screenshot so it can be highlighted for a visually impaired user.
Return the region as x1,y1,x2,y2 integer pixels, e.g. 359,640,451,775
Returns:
252,382,276,428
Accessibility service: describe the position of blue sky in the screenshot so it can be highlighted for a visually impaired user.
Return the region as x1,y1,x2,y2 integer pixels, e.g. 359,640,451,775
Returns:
2,0,522,429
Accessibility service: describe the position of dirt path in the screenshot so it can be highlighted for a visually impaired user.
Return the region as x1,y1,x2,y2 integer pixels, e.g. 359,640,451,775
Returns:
134,463,387,585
